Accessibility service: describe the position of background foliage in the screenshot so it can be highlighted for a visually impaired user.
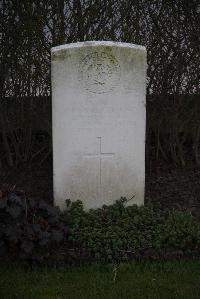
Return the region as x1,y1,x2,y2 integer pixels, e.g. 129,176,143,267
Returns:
1,95,200,167
0,0,200,166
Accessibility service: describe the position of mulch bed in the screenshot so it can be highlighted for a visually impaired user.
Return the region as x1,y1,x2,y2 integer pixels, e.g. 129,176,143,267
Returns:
145,160,200,219
0,159,200,218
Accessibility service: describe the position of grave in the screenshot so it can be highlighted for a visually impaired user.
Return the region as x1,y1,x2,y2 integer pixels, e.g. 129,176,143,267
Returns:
51,41,146,210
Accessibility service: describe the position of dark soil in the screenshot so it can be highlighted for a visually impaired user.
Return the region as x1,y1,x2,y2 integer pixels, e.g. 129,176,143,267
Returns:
0,159,200,218
0,164,53,204
145,160,200,219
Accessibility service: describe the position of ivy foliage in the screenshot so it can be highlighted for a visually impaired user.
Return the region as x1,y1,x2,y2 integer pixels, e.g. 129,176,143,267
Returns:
63,198,200,263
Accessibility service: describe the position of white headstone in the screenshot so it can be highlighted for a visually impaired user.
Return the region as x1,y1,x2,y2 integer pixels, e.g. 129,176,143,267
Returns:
51,41,146,210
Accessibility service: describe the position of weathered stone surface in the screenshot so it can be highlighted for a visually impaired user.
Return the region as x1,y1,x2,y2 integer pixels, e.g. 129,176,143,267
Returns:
51,41,146,210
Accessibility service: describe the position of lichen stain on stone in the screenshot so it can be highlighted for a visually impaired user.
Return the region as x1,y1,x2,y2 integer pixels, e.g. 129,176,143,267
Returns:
121,49,146,73
54,45,117,61
51,49,73,62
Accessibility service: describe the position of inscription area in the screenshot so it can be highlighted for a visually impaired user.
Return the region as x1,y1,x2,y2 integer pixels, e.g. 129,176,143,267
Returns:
84,137,115,198
79,51,120,93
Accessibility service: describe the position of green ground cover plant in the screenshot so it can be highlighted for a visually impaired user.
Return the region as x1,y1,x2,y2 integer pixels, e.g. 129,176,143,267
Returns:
0,186,200,266
64,198,200,264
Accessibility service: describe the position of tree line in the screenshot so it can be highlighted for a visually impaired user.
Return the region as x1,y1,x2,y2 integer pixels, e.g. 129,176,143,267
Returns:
0,0,199,166
1,0,199,98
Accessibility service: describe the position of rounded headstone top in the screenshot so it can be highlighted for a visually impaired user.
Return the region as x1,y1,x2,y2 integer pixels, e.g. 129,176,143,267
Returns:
51,41,146,53
51,41,147,94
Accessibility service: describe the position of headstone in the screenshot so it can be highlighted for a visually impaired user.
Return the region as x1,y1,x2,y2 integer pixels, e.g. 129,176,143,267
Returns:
51,41,146,210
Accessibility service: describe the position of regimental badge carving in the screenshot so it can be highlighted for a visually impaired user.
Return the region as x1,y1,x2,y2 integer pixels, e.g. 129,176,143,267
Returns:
79,51,121,94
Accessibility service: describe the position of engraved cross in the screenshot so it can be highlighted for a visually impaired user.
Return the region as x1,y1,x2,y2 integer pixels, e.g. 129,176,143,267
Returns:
85,137,115,196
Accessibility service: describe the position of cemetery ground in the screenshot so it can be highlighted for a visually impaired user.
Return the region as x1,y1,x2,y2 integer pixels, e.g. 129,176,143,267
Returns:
0,159,200,298
0,261,200,299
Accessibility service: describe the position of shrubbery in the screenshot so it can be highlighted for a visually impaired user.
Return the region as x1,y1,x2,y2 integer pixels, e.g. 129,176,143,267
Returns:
64,198,200,263
0,185,67,265
0,186,200,266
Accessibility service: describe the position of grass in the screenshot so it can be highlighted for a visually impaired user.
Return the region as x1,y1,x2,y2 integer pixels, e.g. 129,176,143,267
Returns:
0,261,200,299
